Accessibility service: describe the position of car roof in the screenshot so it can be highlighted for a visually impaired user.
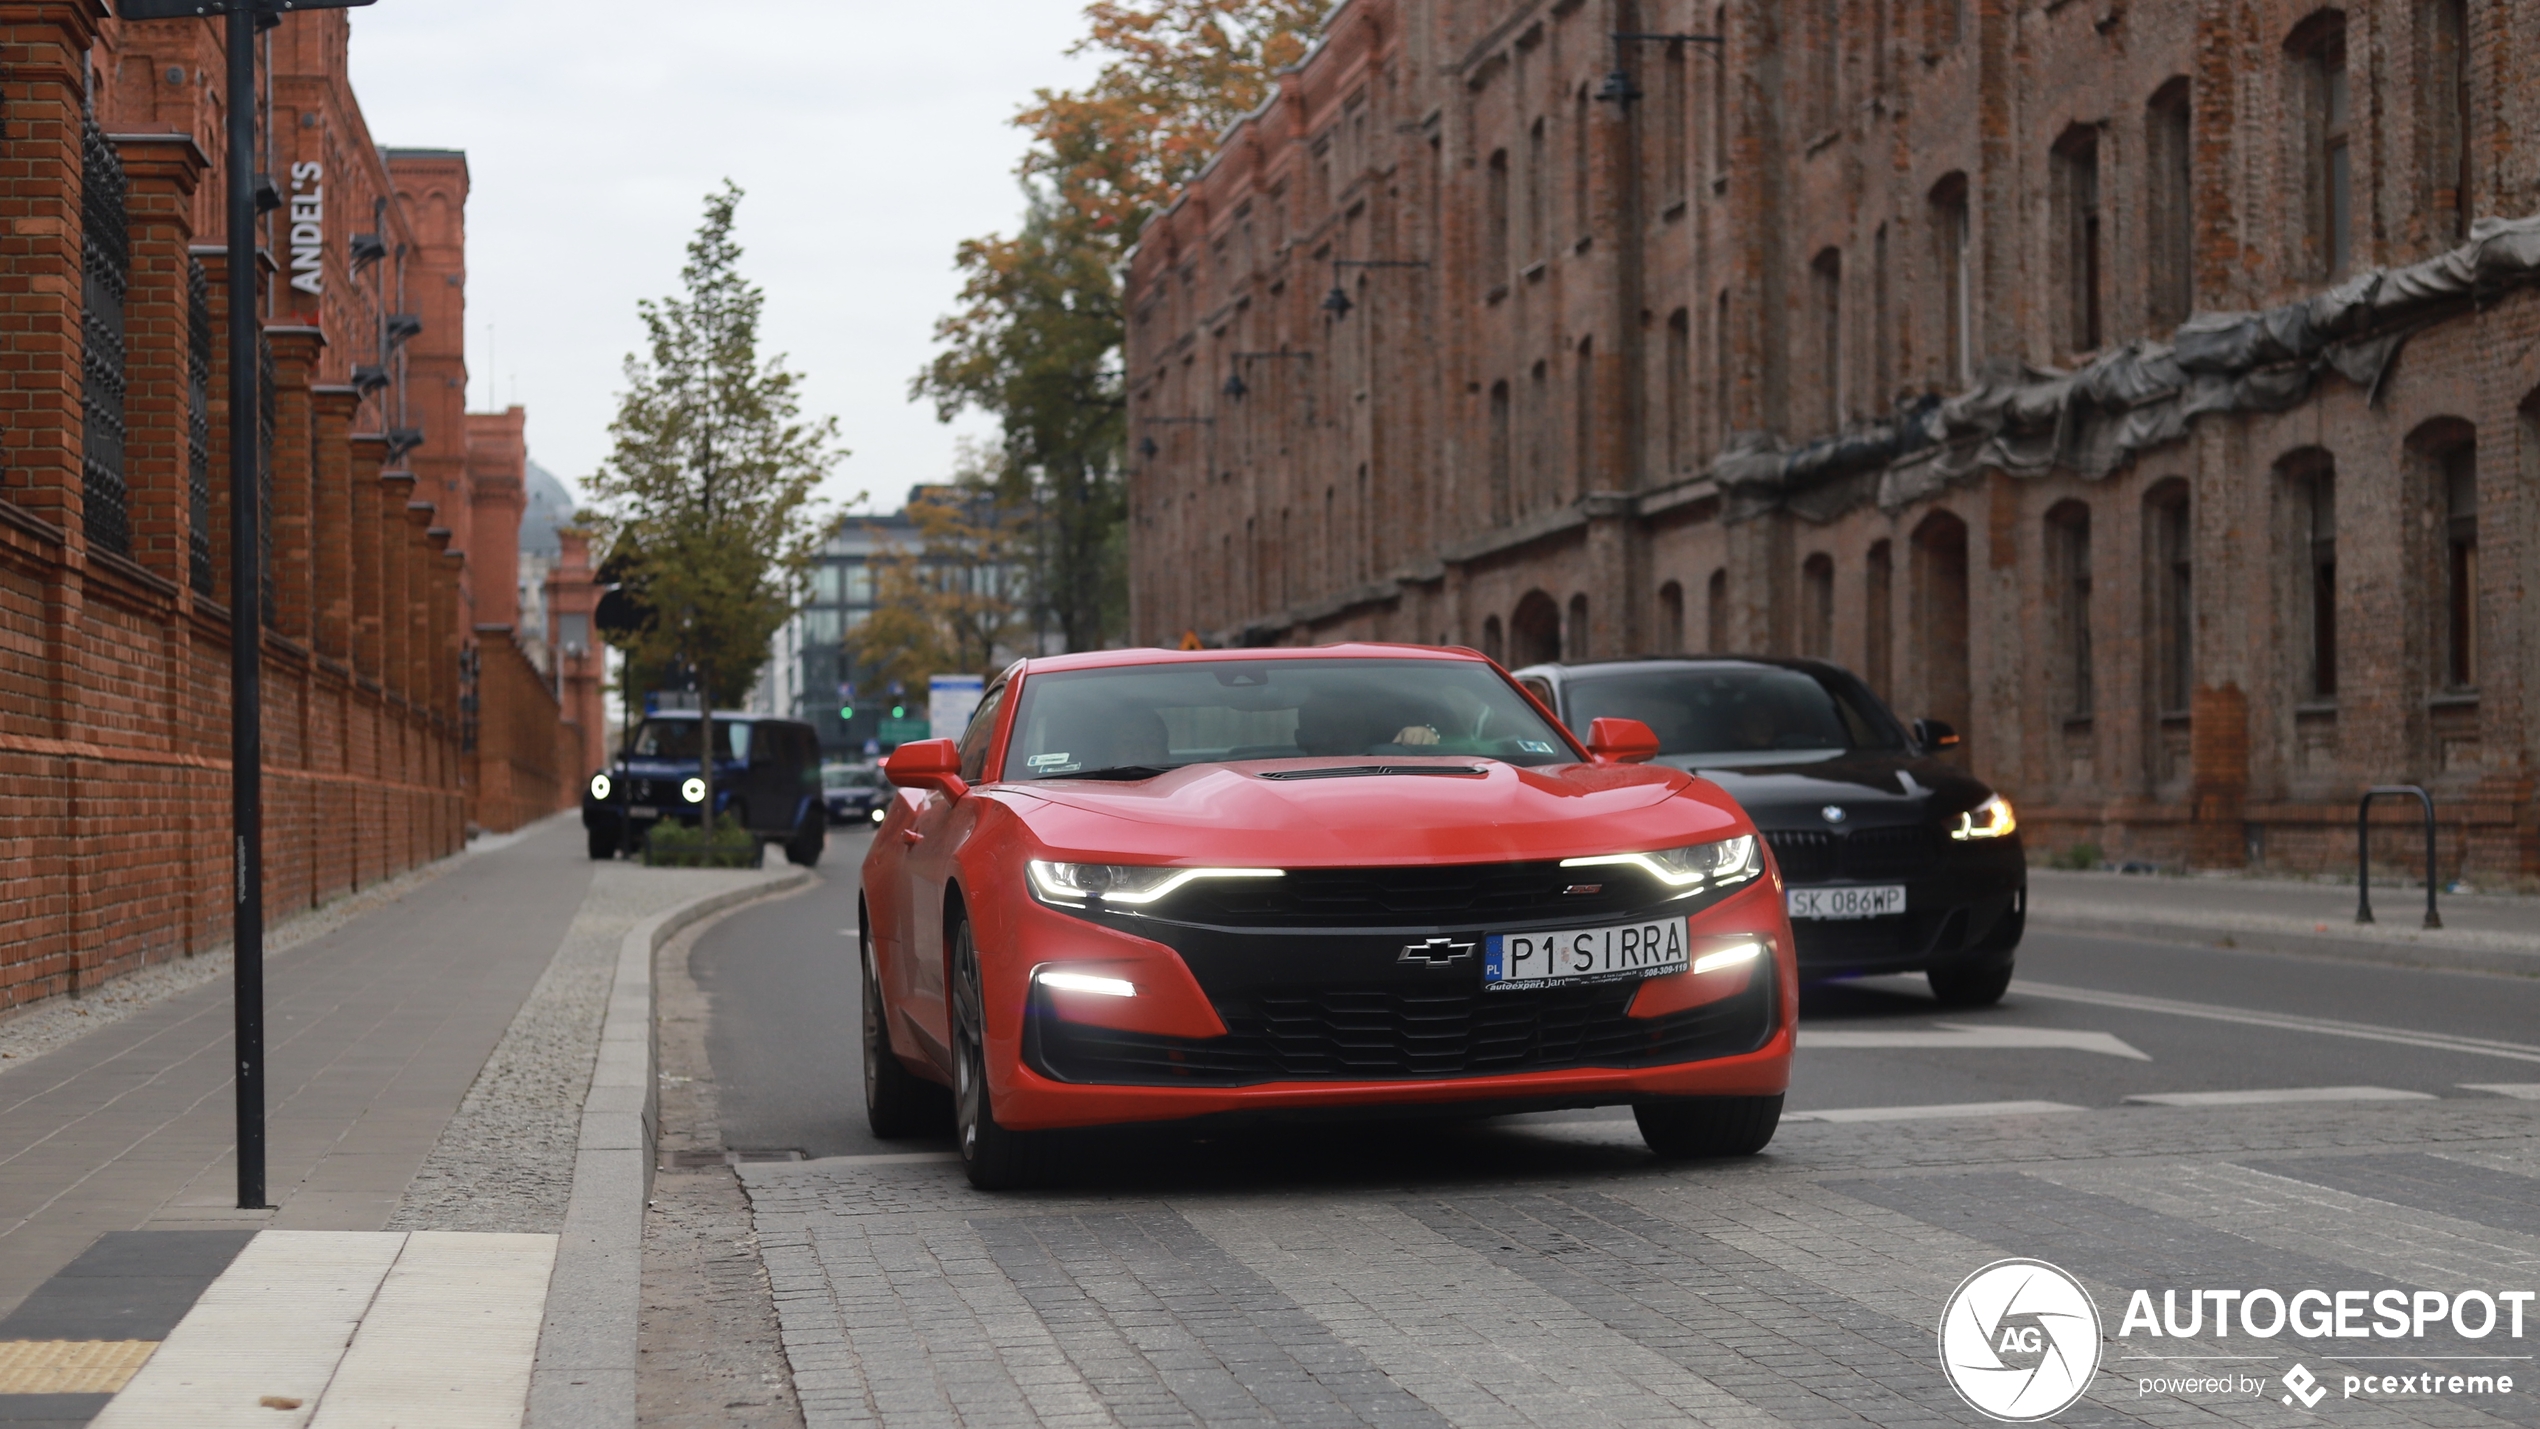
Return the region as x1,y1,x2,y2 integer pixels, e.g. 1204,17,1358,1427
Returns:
1016,642,1491,677
1513,654,1852,680
639,711,808,726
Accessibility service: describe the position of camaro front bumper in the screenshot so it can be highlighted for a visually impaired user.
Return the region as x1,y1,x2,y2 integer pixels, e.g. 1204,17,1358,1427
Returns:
959,873,1798,1133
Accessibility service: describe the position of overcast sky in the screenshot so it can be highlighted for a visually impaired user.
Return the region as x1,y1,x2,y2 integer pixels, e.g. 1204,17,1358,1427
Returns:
345,2,1099,516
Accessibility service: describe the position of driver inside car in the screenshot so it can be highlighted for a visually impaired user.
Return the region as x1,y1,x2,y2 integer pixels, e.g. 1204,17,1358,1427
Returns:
1292,692,1443,755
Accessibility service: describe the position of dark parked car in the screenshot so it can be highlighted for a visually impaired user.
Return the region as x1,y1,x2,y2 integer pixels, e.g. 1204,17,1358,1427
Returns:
582,712,827,866
822,764,889,826
1512,657,2024,1005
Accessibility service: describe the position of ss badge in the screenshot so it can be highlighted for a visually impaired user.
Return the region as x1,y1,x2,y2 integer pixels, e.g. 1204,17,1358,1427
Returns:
1397,936,1476,967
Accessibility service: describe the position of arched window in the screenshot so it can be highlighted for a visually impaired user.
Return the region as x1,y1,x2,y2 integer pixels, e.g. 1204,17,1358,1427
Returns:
2419,0,2471,242
1657,580,1685,654
2279,449,2338,699
1911,511,1971,738
1481,614,1505,665
1565,592,1591,661
2407,419,2479,690
2053,126,2104,353
1486,149,1511,280
1811,248,1843,429
2144,479,2193,715
1510,590,1561,667
2289,11,2353,278
2147,79,2195,329
1487,379,1512,523
1929,174,1972,385
1865,539,1894,697
1705,567,1729,651
1665,308,1692,472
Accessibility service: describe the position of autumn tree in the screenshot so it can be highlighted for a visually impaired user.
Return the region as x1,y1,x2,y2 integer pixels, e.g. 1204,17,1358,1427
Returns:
586,183,844,810
915,0,1327,652
849,444,1035,695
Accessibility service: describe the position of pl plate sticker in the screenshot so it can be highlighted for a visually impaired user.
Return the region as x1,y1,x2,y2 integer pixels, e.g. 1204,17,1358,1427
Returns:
1940,1258,2102,1421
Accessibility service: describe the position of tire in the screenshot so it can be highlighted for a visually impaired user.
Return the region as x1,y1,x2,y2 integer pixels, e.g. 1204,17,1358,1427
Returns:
785,808,826,868
1928,960,2014,1007
862,907,945,1139
950,914,1053,1190
586,825,617,861
1634,1094,1783,1159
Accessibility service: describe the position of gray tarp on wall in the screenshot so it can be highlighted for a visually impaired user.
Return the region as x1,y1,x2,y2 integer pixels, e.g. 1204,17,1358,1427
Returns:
1716,213,2540,524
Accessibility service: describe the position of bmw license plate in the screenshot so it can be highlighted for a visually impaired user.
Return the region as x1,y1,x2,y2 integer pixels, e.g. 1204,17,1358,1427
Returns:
1483,916,1690,990
1786,885,1906,920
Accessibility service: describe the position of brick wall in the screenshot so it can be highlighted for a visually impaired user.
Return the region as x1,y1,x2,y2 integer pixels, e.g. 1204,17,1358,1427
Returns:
1123,0,2540,882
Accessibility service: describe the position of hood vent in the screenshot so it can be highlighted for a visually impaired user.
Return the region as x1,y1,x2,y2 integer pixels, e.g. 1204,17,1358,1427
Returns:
1258,764,1489,781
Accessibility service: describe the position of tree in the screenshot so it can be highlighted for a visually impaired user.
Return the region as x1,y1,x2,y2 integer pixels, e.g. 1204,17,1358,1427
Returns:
585,183,844,813
915,0,1327,652
849,444,1034,695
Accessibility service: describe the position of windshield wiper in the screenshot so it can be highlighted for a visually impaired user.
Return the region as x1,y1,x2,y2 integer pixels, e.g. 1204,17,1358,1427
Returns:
1044,764,1174,781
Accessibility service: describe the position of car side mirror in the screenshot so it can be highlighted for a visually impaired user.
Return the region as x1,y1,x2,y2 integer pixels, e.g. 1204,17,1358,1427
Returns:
1913,718,1961,753
884,738,968,798
1585,717,1661,765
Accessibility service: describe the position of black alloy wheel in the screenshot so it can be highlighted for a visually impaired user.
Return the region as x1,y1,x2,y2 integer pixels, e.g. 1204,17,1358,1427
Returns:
1927,960,2015,1007
950,915,1050,1190
1634,1093,1784,1159
862,904,945,1138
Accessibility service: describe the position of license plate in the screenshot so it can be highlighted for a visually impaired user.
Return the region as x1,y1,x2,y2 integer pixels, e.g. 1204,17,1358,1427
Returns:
629,806,660,820
1484,916,1690,990
1787,885,1906,920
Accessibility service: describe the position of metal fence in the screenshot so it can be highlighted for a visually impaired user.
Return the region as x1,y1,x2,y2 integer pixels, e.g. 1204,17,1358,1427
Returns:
78,117,130,557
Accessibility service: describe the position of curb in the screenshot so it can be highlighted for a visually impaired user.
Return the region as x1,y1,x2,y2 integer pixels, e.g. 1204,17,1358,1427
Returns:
2029,909,2540,979
524,868,812,1428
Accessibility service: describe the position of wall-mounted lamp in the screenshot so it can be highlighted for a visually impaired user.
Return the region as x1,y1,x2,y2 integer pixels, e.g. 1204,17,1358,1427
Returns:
351,364,390,396
384,313,423,348
385,426,424,461
1323,259,1428,320
349,233,388,269
1223,348,1313,402
1599,29,1727,109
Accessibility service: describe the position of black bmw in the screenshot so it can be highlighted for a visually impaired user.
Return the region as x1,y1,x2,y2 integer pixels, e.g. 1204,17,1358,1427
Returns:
1512,657,2025,1005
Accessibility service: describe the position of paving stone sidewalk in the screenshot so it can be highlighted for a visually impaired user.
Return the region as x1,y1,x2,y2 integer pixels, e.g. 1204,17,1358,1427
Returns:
738,1097,2540,1428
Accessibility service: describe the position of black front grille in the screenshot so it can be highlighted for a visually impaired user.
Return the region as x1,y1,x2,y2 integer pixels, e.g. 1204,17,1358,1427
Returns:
1170,859,1664,928
1029,970,1773,1087
1764,827,1939,882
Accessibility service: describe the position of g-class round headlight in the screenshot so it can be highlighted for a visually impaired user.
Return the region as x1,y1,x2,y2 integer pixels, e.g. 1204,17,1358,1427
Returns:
589,772,612,801
681,777,707,804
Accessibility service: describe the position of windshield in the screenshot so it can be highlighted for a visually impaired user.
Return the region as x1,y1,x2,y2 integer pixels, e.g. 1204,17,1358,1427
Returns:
1562,666,1904,764
822,766,879,790
627,718,750,763
1001,658,1578,780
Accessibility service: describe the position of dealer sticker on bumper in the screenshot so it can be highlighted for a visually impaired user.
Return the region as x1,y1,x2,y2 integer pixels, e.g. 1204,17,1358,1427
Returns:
1787,885,1906,920
1484,916,1690,990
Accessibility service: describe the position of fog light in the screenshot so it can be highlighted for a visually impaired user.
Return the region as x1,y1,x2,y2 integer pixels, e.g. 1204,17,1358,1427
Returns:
1036,970,1136,997
1692,939,1765,975
588,772,611,801
681,777,706,803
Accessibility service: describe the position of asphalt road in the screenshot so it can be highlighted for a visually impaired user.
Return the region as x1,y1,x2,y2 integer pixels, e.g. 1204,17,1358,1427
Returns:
688,828,2540,1160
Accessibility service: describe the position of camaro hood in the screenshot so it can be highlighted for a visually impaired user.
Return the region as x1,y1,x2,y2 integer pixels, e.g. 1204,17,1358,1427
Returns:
1000,758,1745,866
1660,753,1991,828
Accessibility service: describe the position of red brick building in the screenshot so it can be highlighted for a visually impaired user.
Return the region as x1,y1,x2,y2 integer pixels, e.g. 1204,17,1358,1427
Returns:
1122,0,2540,881
0,4,587,1011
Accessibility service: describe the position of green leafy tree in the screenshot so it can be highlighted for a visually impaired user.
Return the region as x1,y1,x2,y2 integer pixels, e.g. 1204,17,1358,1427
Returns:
916,0,1327,652
849,448,1034,693
586,182,845,810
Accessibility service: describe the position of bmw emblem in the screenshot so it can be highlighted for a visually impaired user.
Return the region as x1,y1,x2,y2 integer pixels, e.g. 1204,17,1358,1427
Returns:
1821,805,1848,824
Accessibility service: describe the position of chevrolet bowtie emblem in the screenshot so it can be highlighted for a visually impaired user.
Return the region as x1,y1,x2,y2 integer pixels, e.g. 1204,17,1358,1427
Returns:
1398,936,1476,966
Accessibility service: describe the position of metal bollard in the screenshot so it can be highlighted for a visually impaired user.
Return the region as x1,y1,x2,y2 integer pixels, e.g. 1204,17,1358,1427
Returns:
2356,785,2442,929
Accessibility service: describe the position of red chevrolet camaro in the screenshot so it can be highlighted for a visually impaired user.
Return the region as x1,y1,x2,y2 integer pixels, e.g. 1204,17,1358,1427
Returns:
858,644,1797,1188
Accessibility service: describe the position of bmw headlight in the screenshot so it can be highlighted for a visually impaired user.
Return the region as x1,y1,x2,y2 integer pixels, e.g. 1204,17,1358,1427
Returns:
681,777,707,804
1950,793,2017,841
589,772,612,801
1560,834,1763,892
869,806,886,823
1026,861,1283,908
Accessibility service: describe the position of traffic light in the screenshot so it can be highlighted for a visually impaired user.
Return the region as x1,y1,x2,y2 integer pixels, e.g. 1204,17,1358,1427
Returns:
839,705,854,720
891,705,906,719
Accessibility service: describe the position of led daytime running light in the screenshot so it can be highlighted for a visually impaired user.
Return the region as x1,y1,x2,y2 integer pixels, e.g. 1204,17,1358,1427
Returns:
1026,861,1284,906
1950,794,2018,841
1692,939,1765,975
1035,970,1137,998
1560,834,1761,889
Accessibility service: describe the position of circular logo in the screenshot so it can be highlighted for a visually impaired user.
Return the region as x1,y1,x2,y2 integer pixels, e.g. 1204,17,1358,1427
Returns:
1938,1258,2101,1422
1821,805,1848,823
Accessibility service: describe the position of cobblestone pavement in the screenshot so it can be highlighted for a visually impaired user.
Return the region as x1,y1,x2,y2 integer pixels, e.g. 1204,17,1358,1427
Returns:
389,861,780,1234
737,1098,2540,1428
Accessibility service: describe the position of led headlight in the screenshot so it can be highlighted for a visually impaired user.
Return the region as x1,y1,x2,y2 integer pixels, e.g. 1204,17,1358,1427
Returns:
1560,834,1763,891
588,772,612,801
869,806,886,823
1949,793,2017,841
681,777,707,804
1026,861,1283,907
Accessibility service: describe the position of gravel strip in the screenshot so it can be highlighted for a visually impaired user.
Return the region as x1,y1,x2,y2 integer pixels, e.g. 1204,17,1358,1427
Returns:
388,860,786,1233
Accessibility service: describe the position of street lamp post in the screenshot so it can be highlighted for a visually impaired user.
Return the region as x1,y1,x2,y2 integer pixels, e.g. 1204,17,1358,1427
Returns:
117,0,381,1211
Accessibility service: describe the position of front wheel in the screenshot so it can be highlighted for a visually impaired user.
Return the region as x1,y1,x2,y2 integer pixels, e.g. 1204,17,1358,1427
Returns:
1928,960,2014,1007
785,808,826,868
1635,1094,1783,1159
586,825,618,861
950,916,1053,1190
862,911,945,1138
